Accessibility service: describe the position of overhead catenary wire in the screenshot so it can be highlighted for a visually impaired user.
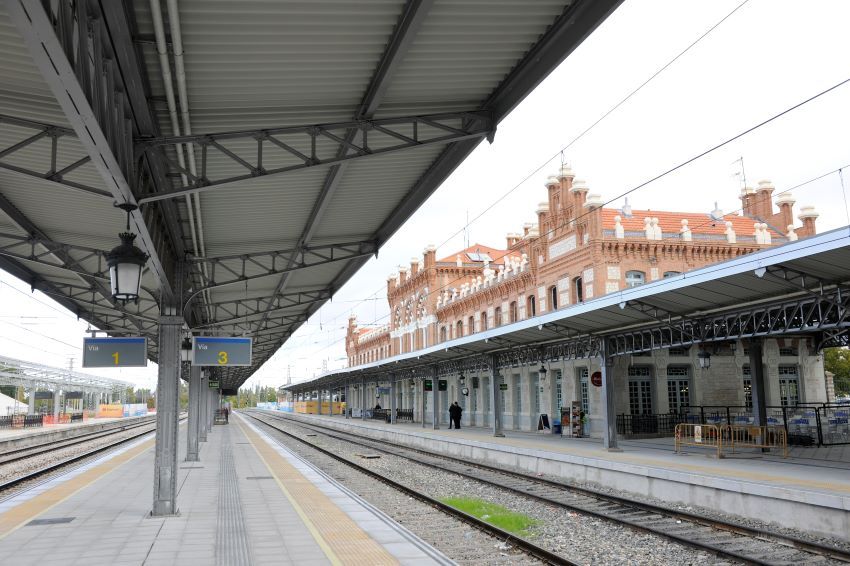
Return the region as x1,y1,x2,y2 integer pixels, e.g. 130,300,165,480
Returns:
300,0,755,334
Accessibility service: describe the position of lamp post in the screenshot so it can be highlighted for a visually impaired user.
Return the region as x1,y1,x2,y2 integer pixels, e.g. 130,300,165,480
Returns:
106,203,149,304
180,337,193,363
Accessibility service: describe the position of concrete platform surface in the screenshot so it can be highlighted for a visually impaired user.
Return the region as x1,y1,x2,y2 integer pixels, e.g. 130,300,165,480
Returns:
0,417,128,442
0,413,451,566
280,412,850,541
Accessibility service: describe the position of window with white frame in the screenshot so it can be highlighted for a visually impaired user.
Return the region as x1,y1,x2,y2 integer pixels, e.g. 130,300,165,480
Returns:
666,366,690,413
778,365,800,406
625,270,646,287
578,367,589,414
628,366,653,415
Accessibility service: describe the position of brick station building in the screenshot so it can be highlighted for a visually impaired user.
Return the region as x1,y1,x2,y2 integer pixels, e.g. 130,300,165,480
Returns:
345,166,828,435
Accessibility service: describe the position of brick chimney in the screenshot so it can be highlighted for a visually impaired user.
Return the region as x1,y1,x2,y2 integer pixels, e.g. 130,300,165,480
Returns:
570,179,589,209
423,244,436,270
410,257,420,276
774,190,795,230
797,205,819,237
739,187,755,216
753,180,775,219
399,266,409,285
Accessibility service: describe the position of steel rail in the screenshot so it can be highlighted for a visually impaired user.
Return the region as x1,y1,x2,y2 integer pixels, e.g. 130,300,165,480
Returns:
253,411,850,565
243,411,577,566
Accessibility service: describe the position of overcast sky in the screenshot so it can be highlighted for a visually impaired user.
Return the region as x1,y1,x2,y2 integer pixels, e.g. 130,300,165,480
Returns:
1,0,849,391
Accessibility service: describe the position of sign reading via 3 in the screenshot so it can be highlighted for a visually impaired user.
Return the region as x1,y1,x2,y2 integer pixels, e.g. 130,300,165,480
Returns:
83,337,147,367
192,337,252,366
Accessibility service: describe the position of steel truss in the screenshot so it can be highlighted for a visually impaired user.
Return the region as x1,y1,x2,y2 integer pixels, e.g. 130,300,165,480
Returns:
0,115,108,198
7,0,178,297
136,112,494,205
184,240,376,303
606,285,850,355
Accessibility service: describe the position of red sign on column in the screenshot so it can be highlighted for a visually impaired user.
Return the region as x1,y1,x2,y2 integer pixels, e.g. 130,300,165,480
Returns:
590,371,602,387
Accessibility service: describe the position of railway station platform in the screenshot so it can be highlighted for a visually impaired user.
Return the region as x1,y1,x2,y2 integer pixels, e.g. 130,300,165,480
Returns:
0,414,451,566
0,416,132,444
277,412,850,542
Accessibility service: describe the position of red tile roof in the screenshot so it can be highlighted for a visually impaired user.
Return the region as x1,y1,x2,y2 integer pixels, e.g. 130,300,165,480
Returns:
600,209,784,237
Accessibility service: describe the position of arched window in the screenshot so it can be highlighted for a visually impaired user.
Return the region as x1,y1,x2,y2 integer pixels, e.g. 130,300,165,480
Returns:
663,271,681,279
494,306,502,326
509,301,518,323
625,270,646,287
440,326,447,342
549,286,558,310
527,295,536,317
573,277,583,303
456,320,463,338
468,315,475,334
480,311,488,331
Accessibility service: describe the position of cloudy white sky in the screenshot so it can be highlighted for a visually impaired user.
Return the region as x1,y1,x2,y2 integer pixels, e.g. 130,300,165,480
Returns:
1,0,849,391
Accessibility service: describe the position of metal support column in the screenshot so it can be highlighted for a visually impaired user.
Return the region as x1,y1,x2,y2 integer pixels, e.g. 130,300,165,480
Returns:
748,339,768,427
152,311,183,516
53,389,61,418
316,389,322,415
600,341,620,451
420,379,426,428
199,371,208,442
28,389,35,414
361,378,367,420
431,366,440,430
186,365,201,462
489,355,504,437
345,382,350,419
390,374,397,424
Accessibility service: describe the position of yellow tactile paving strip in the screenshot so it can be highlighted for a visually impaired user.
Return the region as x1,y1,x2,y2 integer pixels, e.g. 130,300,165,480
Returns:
236,418,399,566
0,436,154,540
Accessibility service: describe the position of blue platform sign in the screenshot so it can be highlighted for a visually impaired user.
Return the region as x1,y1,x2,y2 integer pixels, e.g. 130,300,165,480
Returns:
192,336,252,366
83,337,147,368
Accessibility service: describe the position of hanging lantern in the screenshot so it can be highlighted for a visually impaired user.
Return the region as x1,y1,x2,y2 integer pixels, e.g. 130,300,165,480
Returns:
107,203,149,304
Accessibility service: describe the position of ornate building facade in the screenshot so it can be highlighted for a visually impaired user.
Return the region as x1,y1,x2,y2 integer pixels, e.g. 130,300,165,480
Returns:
345,166,827,434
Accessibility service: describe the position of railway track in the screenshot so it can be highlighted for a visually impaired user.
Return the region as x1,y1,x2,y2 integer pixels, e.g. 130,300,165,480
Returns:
245,411,579,566
0,417,184,497
249,410,850,566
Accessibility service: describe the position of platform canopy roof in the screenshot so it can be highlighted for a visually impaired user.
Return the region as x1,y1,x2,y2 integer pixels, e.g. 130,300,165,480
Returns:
287,227,850,393
0,355,133,392
0,0,622,389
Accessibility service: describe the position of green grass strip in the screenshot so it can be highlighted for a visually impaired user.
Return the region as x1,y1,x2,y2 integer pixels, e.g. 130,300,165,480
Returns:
441,496,539,536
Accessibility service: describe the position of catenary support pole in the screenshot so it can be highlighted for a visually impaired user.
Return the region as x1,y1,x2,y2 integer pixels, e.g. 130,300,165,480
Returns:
152,307,183,516
490,355,504,437
600,340,620,451
186,364,201,461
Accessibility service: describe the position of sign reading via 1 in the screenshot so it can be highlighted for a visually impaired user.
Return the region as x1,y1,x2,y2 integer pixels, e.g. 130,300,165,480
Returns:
82,337,148,367
192,337,252,366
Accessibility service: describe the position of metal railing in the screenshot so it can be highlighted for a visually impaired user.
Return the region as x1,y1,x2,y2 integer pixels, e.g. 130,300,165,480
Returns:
620,404,849,447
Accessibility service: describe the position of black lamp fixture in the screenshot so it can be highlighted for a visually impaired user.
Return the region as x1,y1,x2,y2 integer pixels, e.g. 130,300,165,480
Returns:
180,336,193,363
458,372,465,384
697,348,711,369
106,203,149,304
538,363,548,377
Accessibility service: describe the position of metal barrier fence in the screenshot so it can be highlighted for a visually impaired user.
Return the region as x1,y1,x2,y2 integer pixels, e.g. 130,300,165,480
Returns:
674,424,723,458
0,414,45,428
727,425,788,458
621,404,850,447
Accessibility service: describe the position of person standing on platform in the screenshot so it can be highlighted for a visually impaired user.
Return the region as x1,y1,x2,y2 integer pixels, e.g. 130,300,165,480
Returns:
224,406,229,423
449,401,462,429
